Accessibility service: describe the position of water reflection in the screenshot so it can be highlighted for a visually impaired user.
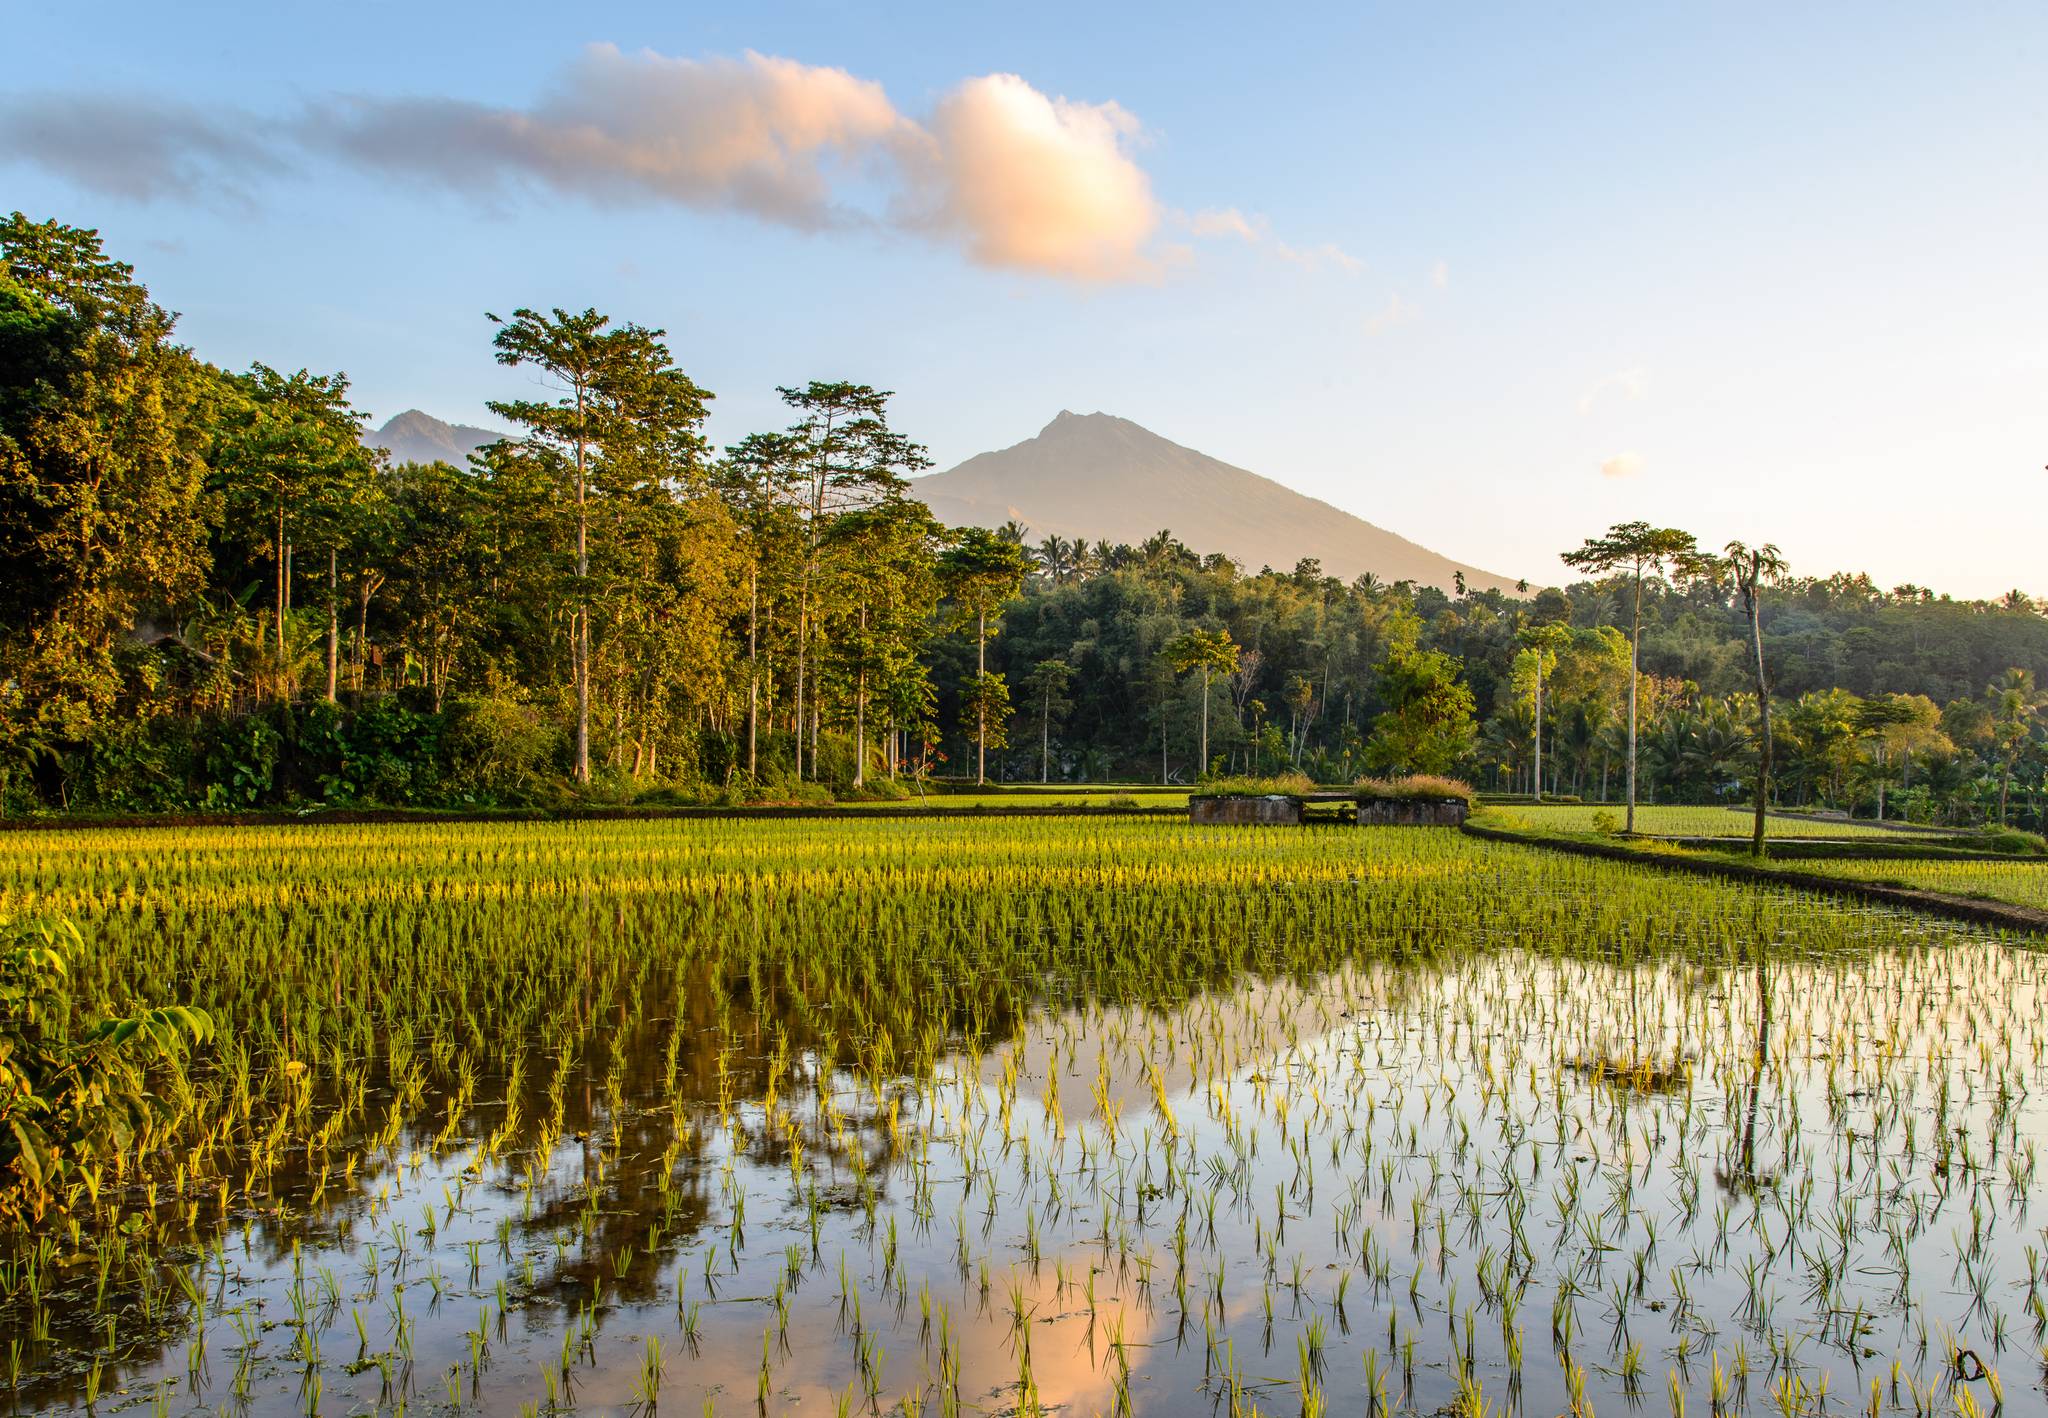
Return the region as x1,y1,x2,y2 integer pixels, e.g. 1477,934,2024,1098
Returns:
9,928,2048,1416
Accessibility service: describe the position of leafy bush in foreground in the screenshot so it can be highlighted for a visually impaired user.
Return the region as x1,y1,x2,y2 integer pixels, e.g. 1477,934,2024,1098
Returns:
0,917,215,1221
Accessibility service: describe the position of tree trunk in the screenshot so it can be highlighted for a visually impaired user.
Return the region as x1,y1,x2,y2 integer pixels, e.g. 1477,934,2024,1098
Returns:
1199,669,1211,774
1161,689,1169,785
793,597,806,781
854,602,868,789
1748,586,1772,859
325,548,340,703
1532,659,1544,804
1626,571,1642,833
354,577,374,691
747,560,759,780
573,385,591,784
1041,683,1051,784
976,608,988,786
275,505,289,702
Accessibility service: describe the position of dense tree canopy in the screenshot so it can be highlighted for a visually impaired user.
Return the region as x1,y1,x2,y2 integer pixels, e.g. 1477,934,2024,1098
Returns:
3,214,2046,826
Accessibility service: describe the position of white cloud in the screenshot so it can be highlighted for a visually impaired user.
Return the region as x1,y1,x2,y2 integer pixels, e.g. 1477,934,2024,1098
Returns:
1185,206,1361,273
1190,206,1261,242
1600,451,1645,479
905,74,1160,282
1274,240,1363,273
1578,368,1649,415
1429,259,1450,289
1363,293,1415,336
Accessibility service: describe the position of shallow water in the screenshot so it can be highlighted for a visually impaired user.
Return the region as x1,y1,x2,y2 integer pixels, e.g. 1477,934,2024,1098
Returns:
4,822,2044,1416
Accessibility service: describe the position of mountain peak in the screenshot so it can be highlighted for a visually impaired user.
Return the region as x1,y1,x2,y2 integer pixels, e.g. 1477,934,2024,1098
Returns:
365,409,506,468
912,413,1519,593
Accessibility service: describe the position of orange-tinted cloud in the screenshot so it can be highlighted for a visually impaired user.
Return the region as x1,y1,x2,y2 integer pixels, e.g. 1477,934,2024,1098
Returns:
902,74,1159,282
3,46,1352,285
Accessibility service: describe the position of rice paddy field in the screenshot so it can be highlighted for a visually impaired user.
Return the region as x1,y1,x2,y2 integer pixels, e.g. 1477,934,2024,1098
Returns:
1479,804,1938,839
2,818,2044,1417
1784,857,2048,913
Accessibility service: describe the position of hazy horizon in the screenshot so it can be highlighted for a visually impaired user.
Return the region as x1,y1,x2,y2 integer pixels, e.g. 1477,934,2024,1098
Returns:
6,1,2043,598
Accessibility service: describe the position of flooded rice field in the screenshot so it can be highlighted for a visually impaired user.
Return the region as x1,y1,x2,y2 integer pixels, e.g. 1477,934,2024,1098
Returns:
0,819,2041,1416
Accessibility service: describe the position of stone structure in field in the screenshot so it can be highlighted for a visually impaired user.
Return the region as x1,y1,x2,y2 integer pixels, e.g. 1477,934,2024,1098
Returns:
1355,796,1469,827
1189,795,1306,825
1190,789,1470,827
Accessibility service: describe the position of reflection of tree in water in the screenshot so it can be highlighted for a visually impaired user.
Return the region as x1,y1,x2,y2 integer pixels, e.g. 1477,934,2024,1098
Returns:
496,929,1292,1310
1718,907,1777,1194
507,956,964,1308
9,883,1883,1404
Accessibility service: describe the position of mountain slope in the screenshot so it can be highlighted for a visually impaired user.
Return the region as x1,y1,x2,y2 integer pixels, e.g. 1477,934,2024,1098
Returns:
911,411,1519,592
367,409,504,467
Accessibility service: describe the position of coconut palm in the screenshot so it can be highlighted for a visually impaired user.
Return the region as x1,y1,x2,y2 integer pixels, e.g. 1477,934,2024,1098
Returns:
1986,668,2045,826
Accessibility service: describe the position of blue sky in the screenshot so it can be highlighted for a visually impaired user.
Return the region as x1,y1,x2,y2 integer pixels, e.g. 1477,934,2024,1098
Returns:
5,0,2044,596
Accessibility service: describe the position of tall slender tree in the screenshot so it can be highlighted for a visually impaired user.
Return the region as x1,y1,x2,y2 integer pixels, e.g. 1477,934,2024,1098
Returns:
939,528,1031,784
1722,542,1787,855
1561,522,1697,832
487,307,711,782
1165,627,1241,776
1516,622,1571,800
215,365,376,702
768,383,929,778
1018,658,1076,782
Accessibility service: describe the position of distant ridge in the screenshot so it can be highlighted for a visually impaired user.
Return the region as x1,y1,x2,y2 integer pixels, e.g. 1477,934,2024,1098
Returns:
366,409,504,468
911,411,1520,593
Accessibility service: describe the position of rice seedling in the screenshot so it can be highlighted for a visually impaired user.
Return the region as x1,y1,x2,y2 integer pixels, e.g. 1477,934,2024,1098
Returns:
0,817,2042,1413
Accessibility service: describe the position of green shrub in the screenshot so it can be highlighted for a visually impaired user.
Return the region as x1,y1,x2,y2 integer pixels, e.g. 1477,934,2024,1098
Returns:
441,695,561,802
75,715,204,812
837,777,913,803
200,713,281,809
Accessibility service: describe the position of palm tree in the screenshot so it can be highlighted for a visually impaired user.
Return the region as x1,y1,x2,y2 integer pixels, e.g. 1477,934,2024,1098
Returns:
1036,534,1075,584
1986,668,2043,826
